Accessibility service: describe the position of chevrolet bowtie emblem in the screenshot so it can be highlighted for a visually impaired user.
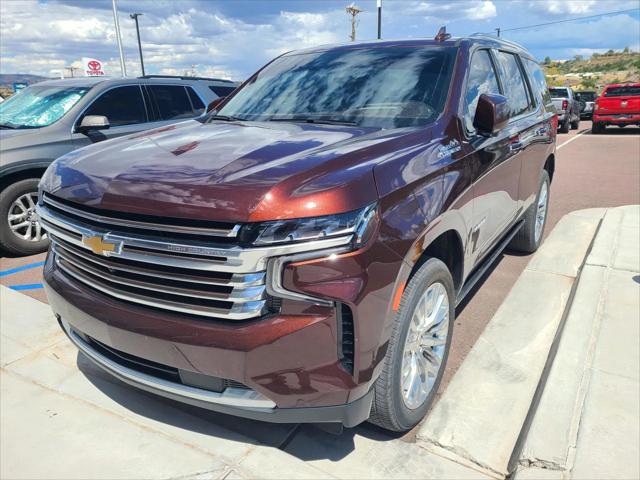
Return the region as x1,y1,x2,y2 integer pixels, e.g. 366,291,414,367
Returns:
82,235,119,256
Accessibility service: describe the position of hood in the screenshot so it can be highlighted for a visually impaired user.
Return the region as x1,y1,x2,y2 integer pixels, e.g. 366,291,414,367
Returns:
0,127,42,144
43,119,407,223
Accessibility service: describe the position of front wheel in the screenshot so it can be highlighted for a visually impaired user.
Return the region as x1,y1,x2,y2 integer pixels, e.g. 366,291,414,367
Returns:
368,258,454,432
0,179,49,256
509,170,550,254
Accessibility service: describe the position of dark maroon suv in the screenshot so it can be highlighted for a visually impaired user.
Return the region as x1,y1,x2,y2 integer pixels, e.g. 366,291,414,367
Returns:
37,35,556,432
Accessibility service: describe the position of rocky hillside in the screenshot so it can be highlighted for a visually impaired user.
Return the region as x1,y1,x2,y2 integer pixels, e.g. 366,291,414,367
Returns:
543,49,640,91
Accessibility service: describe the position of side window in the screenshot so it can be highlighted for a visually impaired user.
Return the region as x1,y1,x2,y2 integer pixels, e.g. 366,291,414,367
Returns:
524,58,551,105
82,86,147,127
208,85,237,97
186,87,205,115
463,50,501,132
495,51,531,118
148,85,195,120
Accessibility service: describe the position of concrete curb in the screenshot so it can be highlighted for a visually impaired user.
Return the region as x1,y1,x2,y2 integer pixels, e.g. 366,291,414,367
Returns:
416,208,607,478
516,205,640,479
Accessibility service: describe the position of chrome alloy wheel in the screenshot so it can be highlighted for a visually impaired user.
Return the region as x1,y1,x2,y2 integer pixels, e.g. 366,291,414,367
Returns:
534,181,548,243
8,192,46,242
400,282,450,409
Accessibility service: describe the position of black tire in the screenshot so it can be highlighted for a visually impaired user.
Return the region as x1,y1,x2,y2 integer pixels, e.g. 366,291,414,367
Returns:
559,118,570,133
368,258,455,432
0,179,49,256
509,170,550,254
591,122,604,134
570,116,580,130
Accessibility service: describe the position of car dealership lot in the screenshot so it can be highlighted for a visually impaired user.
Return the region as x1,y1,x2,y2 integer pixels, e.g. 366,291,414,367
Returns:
1,123,639,478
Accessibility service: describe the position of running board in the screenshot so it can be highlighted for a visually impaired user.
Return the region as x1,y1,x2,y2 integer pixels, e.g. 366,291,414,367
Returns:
455,220,524,306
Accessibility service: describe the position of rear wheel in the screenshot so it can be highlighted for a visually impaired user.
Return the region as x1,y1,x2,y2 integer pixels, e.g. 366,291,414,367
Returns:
369,258,454,432
559,118,570,133
0,179,49,256
570,116,580,129
509,170,550,254
591,122,605,134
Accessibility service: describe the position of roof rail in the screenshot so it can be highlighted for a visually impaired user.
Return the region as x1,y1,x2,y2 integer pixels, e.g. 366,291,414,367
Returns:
468,33,525,50
138,75,235,84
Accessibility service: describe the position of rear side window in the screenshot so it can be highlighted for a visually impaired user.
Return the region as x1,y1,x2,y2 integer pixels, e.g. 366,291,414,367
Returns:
209,85,236,97
604,86,640,97
549,88,568,99
463,49,501,132
524,58,551,106
83,86,147,127
148,85,195,120
186,87,205,115
495,51,531,118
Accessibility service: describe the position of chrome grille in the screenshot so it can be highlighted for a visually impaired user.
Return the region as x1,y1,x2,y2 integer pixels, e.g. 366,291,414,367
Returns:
37,194,352,320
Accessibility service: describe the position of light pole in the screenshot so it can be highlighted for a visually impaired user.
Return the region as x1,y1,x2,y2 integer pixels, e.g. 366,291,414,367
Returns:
111,0,127,77
377,0,382,39
130,13,145,76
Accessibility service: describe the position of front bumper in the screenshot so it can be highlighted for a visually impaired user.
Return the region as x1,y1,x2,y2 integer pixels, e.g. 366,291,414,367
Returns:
57,313,373,426
44,229,401,425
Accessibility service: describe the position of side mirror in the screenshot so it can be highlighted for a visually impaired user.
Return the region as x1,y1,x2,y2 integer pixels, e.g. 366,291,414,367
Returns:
473,93,509,136
207,97,226,113
76,115,110,133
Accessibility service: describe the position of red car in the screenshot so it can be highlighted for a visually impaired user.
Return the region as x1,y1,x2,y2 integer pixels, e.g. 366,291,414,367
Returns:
592,83,640,133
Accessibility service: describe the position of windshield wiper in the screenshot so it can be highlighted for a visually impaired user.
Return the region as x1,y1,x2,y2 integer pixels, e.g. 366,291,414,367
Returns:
268,117,357,126
207,114,245,122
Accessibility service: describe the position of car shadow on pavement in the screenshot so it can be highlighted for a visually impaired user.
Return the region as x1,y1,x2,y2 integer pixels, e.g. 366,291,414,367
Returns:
77,351,402,460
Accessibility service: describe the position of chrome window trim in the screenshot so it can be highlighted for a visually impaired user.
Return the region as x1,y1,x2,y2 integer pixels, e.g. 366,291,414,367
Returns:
60,318,276,409
71,84,149,134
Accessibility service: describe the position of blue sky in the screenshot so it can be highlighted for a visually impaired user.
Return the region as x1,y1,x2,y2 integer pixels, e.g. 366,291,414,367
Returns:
1,0,639,79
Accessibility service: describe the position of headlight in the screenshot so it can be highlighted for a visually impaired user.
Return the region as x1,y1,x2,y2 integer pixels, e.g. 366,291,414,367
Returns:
242,203,378,248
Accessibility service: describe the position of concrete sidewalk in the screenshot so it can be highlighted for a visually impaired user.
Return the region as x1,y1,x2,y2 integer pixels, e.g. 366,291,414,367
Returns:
517,205,640,479
0,279,481,478
1,206,638,479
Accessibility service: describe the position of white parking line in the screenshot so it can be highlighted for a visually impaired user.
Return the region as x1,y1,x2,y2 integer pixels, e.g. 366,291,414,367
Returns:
557,129,590,149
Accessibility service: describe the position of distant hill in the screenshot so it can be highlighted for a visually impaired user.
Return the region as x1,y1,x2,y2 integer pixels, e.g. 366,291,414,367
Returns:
543,49,640,91
0,74,50,87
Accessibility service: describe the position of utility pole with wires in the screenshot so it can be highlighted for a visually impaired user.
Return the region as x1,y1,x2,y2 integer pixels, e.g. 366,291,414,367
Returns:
346,3,363,42
495,27,500,37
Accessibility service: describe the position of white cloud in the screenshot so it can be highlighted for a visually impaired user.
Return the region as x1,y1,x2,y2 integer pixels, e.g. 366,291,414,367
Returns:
535,0,597,15
0,0,638,80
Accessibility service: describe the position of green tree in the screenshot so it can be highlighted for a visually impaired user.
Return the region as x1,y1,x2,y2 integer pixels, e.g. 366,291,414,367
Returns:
574,54,583,62
543,56,551,65
581,77,596,89
623,46,630,54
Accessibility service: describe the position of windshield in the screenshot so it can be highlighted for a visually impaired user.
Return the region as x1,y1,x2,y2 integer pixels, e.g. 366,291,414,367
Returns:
549,88,568,99
217,46,457,129
604,86,640,97
0,85,90,128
